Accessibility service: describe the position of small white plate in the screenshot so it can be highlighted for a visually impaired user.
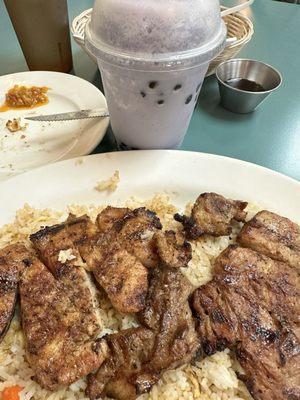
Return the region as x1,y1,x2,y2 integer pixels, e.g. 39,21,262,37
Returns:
0,150,299,226
0,71,109,180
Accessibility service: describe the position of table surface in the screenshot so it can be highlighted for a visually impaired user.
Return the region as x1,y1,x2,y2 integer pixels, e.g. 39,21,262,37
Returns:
1,0,300,181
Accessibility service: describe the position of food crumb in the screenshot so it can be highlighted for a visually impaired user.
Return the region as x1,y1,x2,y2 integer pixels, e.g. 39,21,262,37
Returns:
58,249,76,263
75,158,84,166
5,118,28,133
21,135,26,139
95,170,120,192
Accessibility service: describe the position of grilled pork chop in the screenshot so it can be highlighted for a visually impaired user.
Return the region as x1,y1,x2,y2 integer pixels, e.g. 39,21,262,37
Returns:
26,226,107,389
93,249,149,314
53,214,107,273
238,210,300,273
87,328,156,400
102,207,162,269
20,254,107,390
65,207,162,274
96,206,132,233
175,192,247,239
30,211,152,314
192,245,300,400
154,230,192,269
89,207,162,313
30,222,85,278
62,214,99,271
87,267,199,400
138,267,199,372
0,244,29,342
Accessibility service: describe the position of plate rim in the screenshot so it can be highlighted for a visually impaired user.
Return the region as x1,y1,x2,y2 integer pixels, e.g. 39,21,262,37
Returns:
2,149,300,187
1,149,299,226
0,70,100,86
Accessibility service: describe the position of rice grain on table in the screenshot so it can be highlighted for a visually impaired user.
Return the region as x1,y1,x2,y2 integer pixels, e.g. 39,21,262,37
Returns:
0,195,259,400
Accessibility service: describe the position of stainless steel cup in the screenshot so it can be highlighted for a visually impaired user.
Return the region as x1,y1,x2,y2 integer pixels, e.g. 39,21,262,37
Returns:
216,59,282,113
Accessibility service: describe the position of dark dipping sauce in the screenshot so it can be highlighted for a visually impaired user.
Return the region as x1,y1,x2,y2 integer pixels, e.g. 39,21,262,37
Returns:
225,78,266,92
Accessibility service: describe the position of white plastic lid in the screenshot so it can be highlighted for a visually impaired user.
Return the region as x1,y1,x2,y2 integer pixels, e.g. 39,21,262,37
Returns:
85,0,227,70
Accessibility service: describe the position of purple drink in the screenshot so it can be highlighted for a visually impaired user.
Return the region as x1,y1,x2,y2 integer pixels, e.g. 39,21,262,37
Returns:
86,0,226,149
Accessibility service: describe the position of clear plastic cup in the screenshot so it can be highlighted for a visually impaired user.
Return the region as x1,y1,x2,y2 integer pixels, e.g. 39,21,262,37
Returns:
86,0,226,149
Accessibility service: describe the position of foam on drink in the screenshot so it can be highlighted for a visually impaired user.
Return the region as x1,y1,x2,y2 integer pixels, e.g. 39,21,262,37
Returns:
90,0,222,55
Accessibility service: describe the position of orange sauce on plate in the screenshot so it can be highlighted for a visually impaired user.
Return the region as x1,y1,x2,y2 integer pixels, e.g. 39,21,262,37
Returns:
0,99,49,112
0,85,49,113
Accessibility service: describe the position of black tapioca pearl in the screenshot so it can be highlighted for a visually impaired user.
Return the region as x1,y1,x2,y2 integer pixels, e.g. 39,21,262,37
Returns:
185,94,193,104
149,81,158,89
157,99,165,106
140,91,146,98
174,84,182,91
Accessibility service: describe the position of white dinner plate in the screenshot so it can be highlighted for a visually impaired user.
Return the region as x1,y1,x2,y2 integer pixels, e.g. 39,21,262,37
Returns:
0,150,299,226
0,71,109,181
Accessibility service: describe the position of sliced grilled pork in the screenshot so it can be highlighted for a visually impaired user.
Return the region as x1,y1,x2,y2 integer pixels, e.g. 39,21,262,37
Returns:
20,251,107,390
0,244,29,342
138,268,199,371
91,207,162,313
93,249,149,313
110,207,162,269
87,328,156,400
96,206,132,233
175,192,247,239
192,245,300,400
238,210,300,273
30,221,86,278
154,230,192,269
87,268,199,400
30,210,157,315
